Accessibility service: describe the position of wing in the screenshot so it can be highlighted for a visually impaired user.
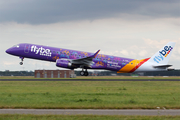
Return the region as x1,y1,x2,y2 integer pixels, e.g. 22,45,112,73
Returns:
71,50,100,68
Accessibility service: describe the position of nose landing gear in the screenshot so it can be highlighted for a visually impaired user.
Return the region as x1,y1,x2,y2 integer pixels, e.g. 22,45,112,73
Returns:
19,57,24,65
80,69,89,76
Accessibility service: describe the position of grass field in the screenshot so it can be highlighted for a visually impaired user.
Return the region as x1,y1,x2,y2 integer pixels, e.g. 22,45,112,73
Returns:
0,115,180,120
0,80,180,109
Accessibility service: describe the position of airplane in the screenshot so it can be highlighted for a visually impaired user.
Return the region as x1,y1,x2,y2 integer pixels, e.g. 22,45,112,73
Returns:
6,42,175,76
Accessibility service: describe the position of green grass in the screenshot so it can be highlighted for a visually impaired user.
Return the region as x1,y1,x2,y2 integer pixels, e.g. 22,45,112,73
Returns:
0,115,180,120
0,81,180,109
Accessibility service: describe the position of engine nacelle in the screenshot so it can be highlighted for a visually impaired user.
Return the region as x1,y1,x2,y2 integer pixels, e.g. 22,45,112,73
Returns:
56,59,72,68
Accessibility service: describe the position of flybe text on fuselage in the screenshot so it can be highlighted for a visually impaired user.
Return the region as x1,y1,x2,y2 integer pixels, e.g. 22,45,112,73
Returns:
31,45,52,57
153,46,173,63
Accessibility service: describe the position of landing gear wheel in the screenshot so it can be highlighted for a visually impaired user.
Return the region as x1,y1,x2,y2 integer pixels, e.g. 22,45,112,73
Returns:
80,69,89,76
80,71,84,76
84,71,89,76
20,62,23,65
19,57,24,65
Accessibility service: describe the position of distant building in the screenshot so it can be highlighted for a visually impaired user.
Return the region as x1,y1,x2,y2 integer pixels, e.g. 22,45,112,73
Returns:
0,71,34,76
34,70,76,78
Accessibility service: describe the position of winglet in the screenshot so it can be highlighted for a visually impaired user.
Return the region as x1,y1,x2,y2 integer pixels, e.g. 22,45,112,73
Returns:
91,50,100,58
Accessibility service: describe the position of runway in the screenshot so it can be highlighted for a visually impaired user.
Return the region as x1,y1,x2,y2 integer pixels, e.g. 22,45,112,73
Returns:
0,109,180,116
0,79,180,81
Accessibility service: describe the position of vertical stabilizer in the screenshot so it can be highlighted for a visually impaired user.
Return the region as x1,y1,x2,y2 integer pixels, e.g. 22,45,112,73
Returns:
148,42,175,65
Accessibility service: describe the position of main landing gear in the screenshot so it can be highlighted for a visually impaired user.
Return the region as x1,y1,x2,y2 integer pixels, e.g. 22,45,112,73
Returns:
80,69,89,76
19,57,24,65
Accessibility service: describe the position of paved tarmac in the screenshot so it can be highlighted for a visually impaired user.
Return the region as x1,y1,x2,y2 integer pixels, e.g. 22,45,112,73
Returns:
0,79,180,81
0,109,180,116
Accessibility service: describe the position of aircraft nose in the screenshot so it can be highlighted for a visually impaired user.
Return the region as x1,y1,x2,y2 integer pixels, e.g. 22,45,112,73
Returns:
6,48,13,54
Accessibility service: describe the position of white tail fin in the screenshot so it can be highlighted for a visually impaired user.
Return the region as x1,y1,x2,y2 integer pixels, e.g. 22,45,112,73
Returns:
148,42,175,65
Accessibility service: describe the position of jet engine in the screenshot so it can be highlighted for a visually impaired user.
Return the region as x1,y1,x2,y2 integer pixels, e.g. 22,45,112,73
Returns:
56,59,72,68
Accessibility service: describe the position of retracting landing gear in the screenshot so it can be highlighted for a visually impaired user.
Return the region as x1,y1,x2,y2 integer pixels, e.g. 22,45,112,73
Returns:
80,69,89,76
19,57,24,65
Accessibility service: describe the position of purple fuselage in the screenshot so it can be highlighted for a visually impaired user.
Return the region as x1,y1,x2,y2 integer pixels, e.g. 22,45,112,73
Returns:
6,43,133,71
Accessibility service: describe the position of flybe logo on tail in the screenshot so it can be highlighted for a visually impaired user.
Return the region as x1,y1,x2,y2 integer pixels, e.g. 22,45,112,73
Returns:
153,46,173,63
159,46,173,57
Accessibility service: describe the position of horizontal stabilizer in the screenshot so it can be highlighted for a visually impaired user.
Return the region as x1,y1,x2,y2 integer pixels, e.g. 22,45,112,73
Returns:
153,65,172,68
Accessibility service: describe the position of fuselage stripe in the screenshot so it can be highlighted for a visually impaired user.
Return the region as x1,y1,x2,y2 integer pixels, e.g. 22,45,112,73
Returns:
129,58,150,73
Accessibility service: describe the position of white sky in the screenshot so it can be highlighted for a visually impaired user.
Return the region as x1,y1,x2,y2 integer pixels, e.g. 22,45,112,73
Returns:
0,1,180,71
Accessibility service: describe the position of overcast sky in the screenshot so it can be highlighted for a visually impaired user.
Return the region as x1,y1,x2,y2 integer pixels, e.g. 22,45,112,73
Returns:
0,0,180,71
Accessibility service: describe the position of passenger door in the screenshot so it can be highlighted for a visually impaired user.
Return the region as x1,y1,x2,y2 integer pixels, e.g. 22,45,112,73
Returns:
24,44,30,53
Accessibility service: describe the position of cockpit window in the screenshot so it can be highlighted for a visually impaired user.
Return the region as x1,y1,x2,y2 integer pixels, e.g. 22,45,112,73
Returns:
13,44,19,48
